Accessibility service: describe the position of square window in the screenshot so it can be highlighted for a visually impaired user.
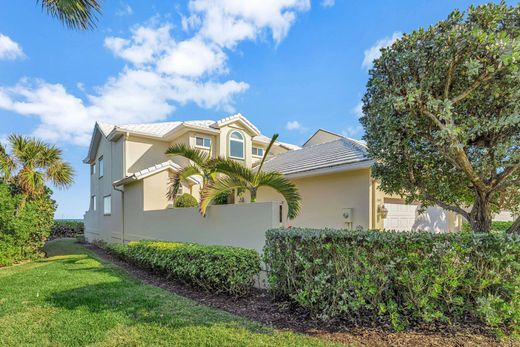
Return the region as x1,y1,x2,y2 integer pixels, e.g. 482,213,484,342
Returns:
196,137,211,148
103,195,111,215
252,147,264,157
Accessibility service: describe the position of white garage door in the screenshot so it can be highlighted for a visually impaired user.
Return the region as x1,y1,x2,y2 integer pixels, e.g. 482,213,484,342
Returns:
384,203,448,232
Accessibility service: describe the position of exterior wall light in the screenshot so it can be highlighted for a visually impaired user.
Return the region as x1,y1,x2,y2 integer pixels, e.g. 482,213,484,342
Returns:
378,205,389,219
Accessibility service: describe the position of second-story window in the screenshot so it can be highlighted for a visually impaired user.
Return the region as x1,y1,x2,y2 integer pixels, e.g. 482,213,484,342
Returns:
195,136,211,149
90,162,96,175
229,131,244,159
98,156,104,178
252,147,264,157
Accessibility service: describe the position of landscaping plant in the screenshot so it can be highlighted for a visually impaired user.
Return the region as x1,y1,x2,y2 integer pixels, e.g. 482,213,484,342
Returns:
174,193,199,208
361,2,520,233
106,240,261,296
264,227,520,337
200,134,301,219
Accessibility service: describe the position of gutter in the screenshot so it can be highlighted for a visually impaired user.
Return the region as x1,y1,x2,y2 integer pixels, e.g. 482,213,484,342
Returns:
283,160,374,179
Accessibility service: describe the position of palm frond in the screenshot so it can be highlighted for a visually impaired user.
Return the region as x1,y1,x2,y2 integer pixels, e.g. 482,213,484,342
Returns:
256,133,279,174
0,143,15,181
167,165,201,200
257,171,301,219
166,144,209,168
39,0,101,31
46,161,74,188
213,158,255,182
199,176,248,216
17,168,45,196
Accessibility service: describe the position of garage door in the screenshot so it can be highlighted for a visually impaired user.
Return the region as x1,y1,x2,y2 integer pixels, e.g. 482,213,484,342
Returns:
383,203,448,232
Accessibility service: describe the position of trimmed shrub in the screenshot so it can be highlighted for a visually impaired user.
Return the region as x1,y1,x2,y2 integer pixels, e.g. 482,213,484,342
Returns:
174,193,198,208
461,220,514,233
0,184,56,266
264,228,520,337
106,240,261,296
50,220,84,239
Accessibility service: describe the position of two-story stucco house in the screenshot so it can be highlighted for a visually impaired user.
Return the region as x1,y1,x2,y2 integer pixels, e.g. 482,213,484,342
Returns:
83,113,462,244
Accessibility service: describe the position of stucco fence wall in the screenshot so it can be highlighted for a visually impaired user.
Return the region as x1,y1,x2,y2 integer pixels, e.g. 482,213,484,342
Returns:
120,202,282,254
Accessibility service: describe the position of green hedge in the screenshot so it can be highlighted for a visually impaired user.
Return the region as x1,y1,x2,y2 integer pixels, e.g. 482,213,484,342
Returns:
461,220,514,233
264,228,520,337
50,220,84,239
106,240,261,296
0,184,56,266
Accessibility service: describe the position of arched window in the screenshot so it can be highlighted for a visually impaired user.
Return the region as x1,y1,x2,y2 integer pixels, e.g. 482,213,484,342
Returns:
229,131,244,159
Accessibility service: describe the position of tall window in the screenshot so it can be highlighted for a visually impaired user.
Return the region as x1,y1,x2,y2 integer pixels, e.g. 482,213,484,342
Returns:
103,195,111,215
229,131,244,159
91,195,96,211
98,156,104,178
90,162,96,175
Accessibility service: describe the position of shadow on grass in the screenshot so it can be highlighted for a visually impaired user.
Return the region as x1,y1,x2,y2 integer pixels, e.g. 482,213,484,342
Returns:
46,266,273,336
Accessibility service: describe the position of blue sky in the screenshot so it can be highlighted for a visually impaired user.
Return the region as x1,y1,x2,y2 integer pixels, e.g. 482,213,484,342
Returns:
0,0,504,218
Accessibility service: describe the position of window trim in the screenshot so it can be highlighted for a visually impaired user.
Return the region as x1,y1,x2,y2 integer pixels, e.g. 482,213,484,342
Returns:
252,147,264,158
195,136,212,149
103,195,111,216
228,130,245,160
98,156,104,179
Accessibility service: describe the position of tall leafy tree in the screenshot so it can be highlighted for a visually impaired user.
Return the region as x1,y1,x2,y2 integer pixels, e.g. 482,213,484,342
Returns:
361,3,519,232
200,134,301,219
1,135,74,205
38,0,101,30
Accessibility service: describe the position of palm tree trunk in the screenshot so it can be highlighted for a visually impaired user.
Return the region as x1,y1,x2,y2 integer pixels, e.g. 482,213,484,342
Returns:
250,189,257,203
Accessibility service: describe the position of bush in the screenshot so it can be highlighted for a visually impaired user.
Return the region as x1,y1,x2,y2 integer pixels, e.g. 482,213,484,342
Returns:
461,220,514,233
105,240,260,296
174,193,198,208
50,220,84,239
264,228,520,337
0,184,56,266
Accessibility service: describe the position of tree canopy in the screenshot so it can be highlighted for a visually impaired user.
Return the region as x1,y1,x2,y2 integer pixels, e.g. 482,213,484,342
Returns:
361,2,519,232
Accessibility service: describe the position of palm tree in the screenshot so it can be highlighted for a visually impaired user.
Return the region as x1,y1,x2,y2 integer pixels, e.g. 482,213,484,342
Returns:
38,0,101,30
3,135,74,202
165,144,220,201
200,134,301,219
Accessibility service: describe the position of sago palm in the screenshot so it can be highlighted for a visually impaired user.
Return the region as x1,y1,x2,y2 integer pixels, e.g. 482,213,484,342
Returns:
38,0,101,30
165,144,220,200
4,135,74,199
200,134,301,219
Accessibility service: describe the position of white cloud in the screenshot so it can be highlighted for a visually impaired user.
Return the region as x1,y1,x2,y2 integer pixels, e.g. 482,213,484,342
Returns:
0,1,309,146
0,34,24,60
362,32,401,70
188,0,311,48
321,0,335,8
352,102,363,118
286,120,303,130
116,3,133,16
342,124,363,139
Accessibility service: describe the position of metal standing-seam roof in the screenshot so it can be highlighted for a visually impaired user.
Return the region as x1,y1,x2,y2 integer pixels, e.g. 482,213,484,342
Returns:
261,137,372,176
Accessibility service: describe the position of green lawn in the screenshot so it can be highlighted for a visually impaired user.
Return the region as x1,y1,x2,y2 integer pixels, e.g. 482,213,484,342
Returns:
0,239,337,347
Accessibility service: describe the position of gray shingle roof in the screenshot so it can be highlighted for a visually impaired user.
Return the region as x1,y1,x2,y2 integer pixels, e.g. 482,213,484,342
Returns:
261,137,371,175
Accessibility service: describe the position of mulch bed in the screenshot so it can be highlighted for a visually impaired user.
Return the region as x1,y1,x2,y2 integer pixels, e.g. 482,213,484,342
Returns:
83,243,516,347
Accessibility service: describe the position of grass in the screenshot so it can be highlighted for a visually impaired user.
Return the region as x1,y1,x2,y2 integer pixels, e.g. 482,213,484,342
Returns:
0,239,338,347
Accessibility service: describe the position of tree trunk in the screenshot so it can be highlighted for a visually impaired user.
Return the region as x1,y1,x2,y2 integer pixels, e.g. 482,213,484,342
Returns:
507,216,520,234
468,191,492,232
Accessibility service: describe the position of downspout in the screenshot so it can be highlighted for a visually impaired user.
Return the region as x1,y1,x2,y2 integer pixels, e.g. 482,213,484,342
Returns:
113,184,125,243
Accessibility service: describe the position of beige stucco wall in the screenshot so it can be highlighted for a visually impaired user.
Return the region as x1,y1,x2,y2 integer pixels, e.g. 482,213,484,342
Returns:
84,135,124,242
257,168,373,230
121,179,280,253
